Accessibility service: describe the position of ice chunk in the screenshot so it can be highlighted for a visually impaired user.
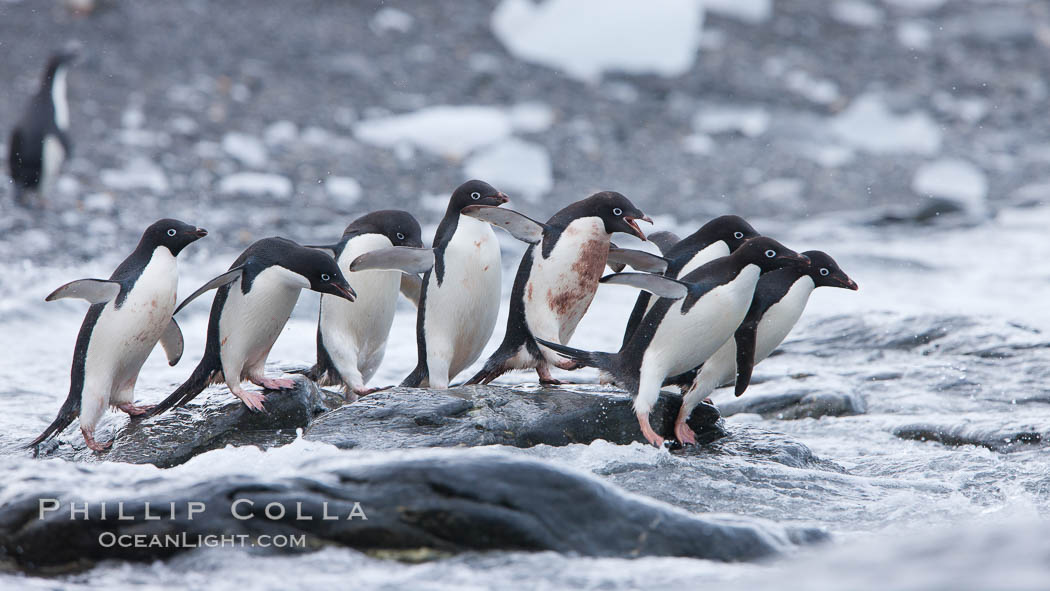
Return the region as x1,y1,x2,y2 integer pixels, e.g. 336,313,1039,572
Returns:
264,120,298,146
491,0,704,83
462,138,552,202
100,158,169,193
218,172,292,198
829,94,941,155
694,105,770,137
326,176,363,207
831,0,884,27
371,7,414,34
704,0,772,24
508,102,555,133
897,21,932,50
912,158,989,217
222,132,268,168
682,134,714,155
354,105,513,159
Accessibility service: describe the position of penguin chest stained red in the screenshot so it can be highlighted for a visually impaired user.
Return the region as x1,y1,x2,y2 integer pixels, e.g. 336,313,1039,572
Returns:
524,217,610,344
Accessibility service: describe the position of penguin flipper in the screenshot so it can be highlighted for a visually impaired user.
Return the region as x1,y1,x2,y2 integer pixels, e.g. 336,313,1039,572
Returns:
461,205,546,244
734,320,759,397
648,231,681,256
599,272,689,300
607,246,669,274
45,279,122,304
159,318,184,366
349,247,434,274
174,267,245,315
399,273,423,307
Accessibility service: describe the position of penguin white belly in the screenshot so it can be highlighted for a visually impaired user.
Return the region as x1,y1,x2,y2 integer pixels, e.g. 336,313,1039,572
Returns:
525,217,609,348
322,234,399,385
40,135,65,194
79,249,178,425
424,215,502,380
643,242,728,316
218,267,305,382
644,265,761,378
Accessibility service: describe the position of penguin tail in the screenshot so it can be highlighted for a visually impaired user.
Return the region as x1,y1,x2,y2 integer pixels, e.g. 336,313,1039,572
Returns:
463,349,514,385
146,358,221,418
400,363,428,388
534,338,624,382
26,391,81,449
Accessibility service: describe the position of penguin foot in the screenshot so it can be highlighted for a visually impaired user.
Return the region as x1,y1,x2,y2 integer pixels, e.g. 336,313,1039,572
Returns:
674,421,697,446
234,390,268,412
82,428,112,452
252,376,297,390
352,385,384,397
636,413,665,448
539,378,565,386
117,402,155,416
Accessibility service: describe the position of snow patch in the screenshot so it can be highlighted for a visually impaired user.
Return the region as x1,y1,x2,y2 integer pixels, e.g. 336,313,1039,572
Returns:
508,102,555,133
326,176,363,207
264,121,298,146
912,158,989,216
218,172,292,198
371,7,414,34
462,138,553,202
703,0,772,24
491,0,704,83
222,132,268,168
100,158,169,193
682,134,715,155
897,21,932,50
694,105,770,137
831,0,884,27
829,94,941,155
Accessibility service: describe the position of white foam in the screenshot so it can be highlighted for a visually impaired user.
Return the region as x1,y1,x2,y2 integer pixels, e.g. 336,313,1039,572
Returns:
222,132,268,168
829,94,941,155
217,172,292,198
462,137,553,202
491,0,704,83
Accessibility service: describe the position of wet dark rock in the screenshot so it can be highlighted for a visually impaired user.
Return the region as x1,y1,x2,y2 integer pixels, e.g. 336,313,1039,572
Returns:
0,454,827,572
304,385,727,449
718,389,866,420
36,379,327,468
893,423,1044,453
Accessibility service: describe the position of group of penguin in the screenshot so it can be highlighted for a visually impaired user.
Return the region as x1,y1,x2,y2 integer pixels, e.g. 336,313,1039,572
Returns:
27,180,858,452
11,52,858,451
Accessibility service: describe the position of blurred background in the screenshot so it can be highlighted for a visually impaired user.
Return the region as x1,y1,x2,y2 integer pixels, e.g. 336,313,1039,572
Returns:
2,0,1048,262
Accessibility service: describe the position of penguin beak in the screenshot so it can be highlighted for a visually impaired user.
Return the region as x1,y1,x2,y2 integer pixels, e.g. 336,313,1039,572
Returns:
331,282,357,302
493,192,510,205
624,215,652,241
194,228,209,239
838,276,859,291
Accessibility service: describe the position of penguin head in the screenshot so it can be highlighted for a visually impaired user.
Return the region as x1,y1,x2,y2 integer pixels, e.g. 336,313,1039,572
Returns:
701,215,760,252
346,210,424,248
449,180,509,213
297,249,357,302
803,250,858,291
43,49,79,82
142,218,208,256
735,236,809,273
586,191,652,241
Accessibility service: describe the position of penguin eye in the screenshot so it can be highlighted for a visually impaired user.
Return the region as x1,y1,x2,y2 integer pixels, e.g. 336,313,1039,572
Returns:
734,231,744,239
613,207,623,216
321,273,331,281
167,229,177,237
820,268,830,276
470,192,481,200
764,249,776,258
396,232,405,240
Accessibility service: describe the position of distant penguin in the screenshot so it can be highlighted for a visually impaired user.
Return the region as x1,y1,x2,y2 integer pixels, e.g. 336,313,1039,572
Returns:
537,237,810,447
672,250,857,443
463,192,657,385
8,50,77,207
299,210,424,398
351,180,509,389
146,238,357,416
620,215,759,349
27,219,207,451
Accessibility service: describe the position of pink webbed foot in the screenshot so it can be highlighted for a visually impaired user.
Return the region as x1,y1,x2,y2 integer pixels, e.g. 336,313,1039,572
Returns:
537,365,566,386
636,412,665,448
235,390,268,412
117,402,155,416
674,420,697,446
253,376,297,390
82,428,112,452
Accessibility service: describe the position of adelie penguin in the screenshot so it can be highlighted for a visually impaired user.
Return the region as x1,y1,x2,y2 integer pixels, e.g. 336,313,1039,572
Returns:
350,180,509,389
672,250,857,444
462,191,657,385
619,215,759,349
147,237,356,416
297,210,424,398
27,219,207,452
8,50,77,207
538,237,810,447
